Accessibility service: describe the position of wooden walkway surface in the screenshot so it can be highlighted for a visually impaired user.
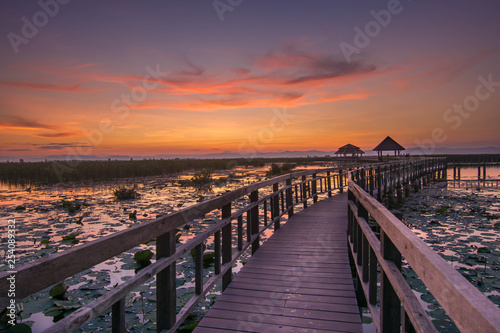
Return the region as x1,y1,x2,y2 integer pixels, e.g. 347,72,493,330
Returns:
194,193,362,333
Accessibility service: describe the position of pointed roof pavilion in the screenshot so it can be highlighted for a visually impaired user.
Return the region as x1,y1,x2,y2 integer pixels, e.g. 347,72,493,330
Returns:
373,136,405,157
335,143,364,157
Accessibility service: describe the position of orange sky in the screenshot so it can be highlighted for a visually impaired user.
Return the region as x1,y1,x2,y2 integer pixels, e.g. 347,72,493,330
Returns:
1,1,500,159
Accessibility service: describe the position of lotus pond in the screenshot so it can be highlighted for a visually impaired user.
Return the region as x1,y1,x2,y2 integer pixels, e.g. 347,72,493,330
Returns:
1,164,499,332
0,162,335,332
395,167,500,332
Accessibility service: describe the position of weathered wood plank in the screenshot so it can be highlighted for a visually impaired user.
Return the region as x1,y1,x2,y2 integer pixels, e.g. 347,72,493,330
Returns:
194,193,362,333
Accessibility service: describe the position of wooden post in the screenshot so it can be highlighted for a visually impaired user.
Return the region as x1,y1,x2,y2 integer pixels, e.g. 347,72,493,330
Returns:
312,173,318,203
327,171,332,197
250,190,259,254
286,178,294,217
369,168,374,197
339,169,344,193
369,247,377,305
237,215,243,251
377,165,382,201
263,200,268,226
385,166,389,197
221,203,232,290
358,203,369,282
380,231,402,333
157,230,176,330
214,230,221,274
397,187,403,204
112,298,126,333
195,243,203,295
273,183,280,230
302,175,308,208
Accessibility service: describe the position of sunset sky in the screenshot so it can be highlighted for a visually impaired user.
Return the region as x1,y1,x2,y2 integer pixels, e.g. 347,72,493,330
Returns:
1,0,500,159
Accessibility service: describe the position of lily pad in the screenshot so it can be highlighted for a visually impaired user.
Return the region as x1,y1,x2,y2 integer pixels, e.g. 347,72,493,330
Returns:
61,233,78,241
134,250,154,265
49,282,68,300
6,323,32,332
52,299,82,310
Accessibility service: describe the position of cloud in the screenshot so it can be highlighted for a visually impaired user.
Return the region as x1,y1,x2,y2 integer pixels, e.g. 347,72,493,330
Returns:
0,81,103,93
35,132,83,138
32,142,92,150
124,47,379,111
0,116,60,131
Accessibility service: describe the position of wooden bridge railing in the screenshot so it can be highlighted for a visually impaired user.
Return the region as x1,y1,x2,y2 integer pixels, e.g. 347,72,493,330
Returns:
347,159,500,332
0,167,347,332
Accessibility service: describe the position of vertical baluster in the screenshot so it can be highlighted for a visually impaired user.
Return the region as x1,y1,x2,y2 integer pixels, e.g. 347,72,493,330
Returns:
339,169,344,193
286,178,294,218
112,298,125,333
273,183,280,230
263,200,268,226
221,203,232,290
369,247,377,305
195,243,203,294
214,230,221,274
237,215,243,251
250,190,259,254
327,171,332,197
302,175,308,208
312,173,318,203
380,231,402,332
157,230,176,330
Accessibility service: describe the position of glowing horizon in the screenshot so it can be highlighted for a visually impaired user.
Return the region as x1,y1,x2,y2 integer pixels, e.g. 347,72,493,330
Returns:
1,1,500,159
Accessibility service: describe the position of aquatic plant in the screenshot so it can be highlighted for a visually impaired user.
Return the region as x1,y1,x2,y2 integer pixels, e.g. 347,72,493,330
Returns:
190,170,213,186
133,250,154,267
113,186,140,200
266,163,296,176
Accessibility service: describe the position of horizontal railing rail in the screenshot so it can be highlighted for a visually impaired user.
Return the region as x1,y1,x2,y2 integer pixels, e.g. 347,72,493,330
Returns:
347,159,500,332
0,166,347,332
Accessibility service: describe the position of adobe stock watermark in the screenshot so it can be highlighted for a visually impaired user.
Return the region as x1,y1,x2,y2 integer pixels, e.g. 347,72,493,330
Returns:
414,74,500,155
213,0,243,21
237,106,296,160
7,0,71,54
339,0,408,63
51,64,168,181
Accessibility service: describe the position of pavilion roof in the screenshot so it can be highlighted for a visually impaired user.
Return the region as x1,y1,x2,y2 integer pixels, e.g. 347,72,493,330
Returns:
373,136,405,151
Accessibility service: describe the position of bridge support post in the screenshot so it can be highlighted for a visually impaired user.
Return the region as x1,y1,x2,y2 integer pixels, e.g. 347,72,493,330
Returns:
339,169,344,193
380,231,402,333
157,230,176,331
397,187,403,204
273,183,280,230
302,175,308,208
312,173,318,203
377,166,382,202
222,203,232,290
250,190,259,254
327,171,332,197
286,178,294,217
369,168,374,197
112,298,125,333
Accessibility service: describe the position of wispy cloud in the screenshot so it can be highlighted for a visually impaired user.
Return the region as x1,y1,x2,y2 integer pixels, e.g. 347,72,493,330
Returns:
35,132,83,138
0,81,103,93
0,116,60,131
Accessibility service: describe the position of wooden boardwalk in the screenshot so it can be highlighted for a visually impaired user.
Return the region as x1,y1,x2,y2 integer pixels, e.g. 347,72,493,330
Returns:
194,193,362,333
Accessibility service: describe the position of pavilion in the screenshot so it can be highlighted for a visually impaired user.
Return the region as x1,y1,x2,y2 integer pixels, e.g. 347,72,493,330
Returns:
335,143,364,157
373,136,405,158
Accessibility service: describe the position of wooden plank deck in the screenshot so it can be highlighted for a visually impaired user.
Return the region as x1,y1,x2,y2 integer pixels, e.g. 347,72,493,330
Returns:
194,193,362,333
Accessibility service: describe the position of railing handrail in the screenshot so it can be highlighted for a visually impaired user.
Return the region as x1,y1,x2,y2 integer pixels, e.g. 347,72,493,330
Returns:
348,161,500,333
1,166,348,332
